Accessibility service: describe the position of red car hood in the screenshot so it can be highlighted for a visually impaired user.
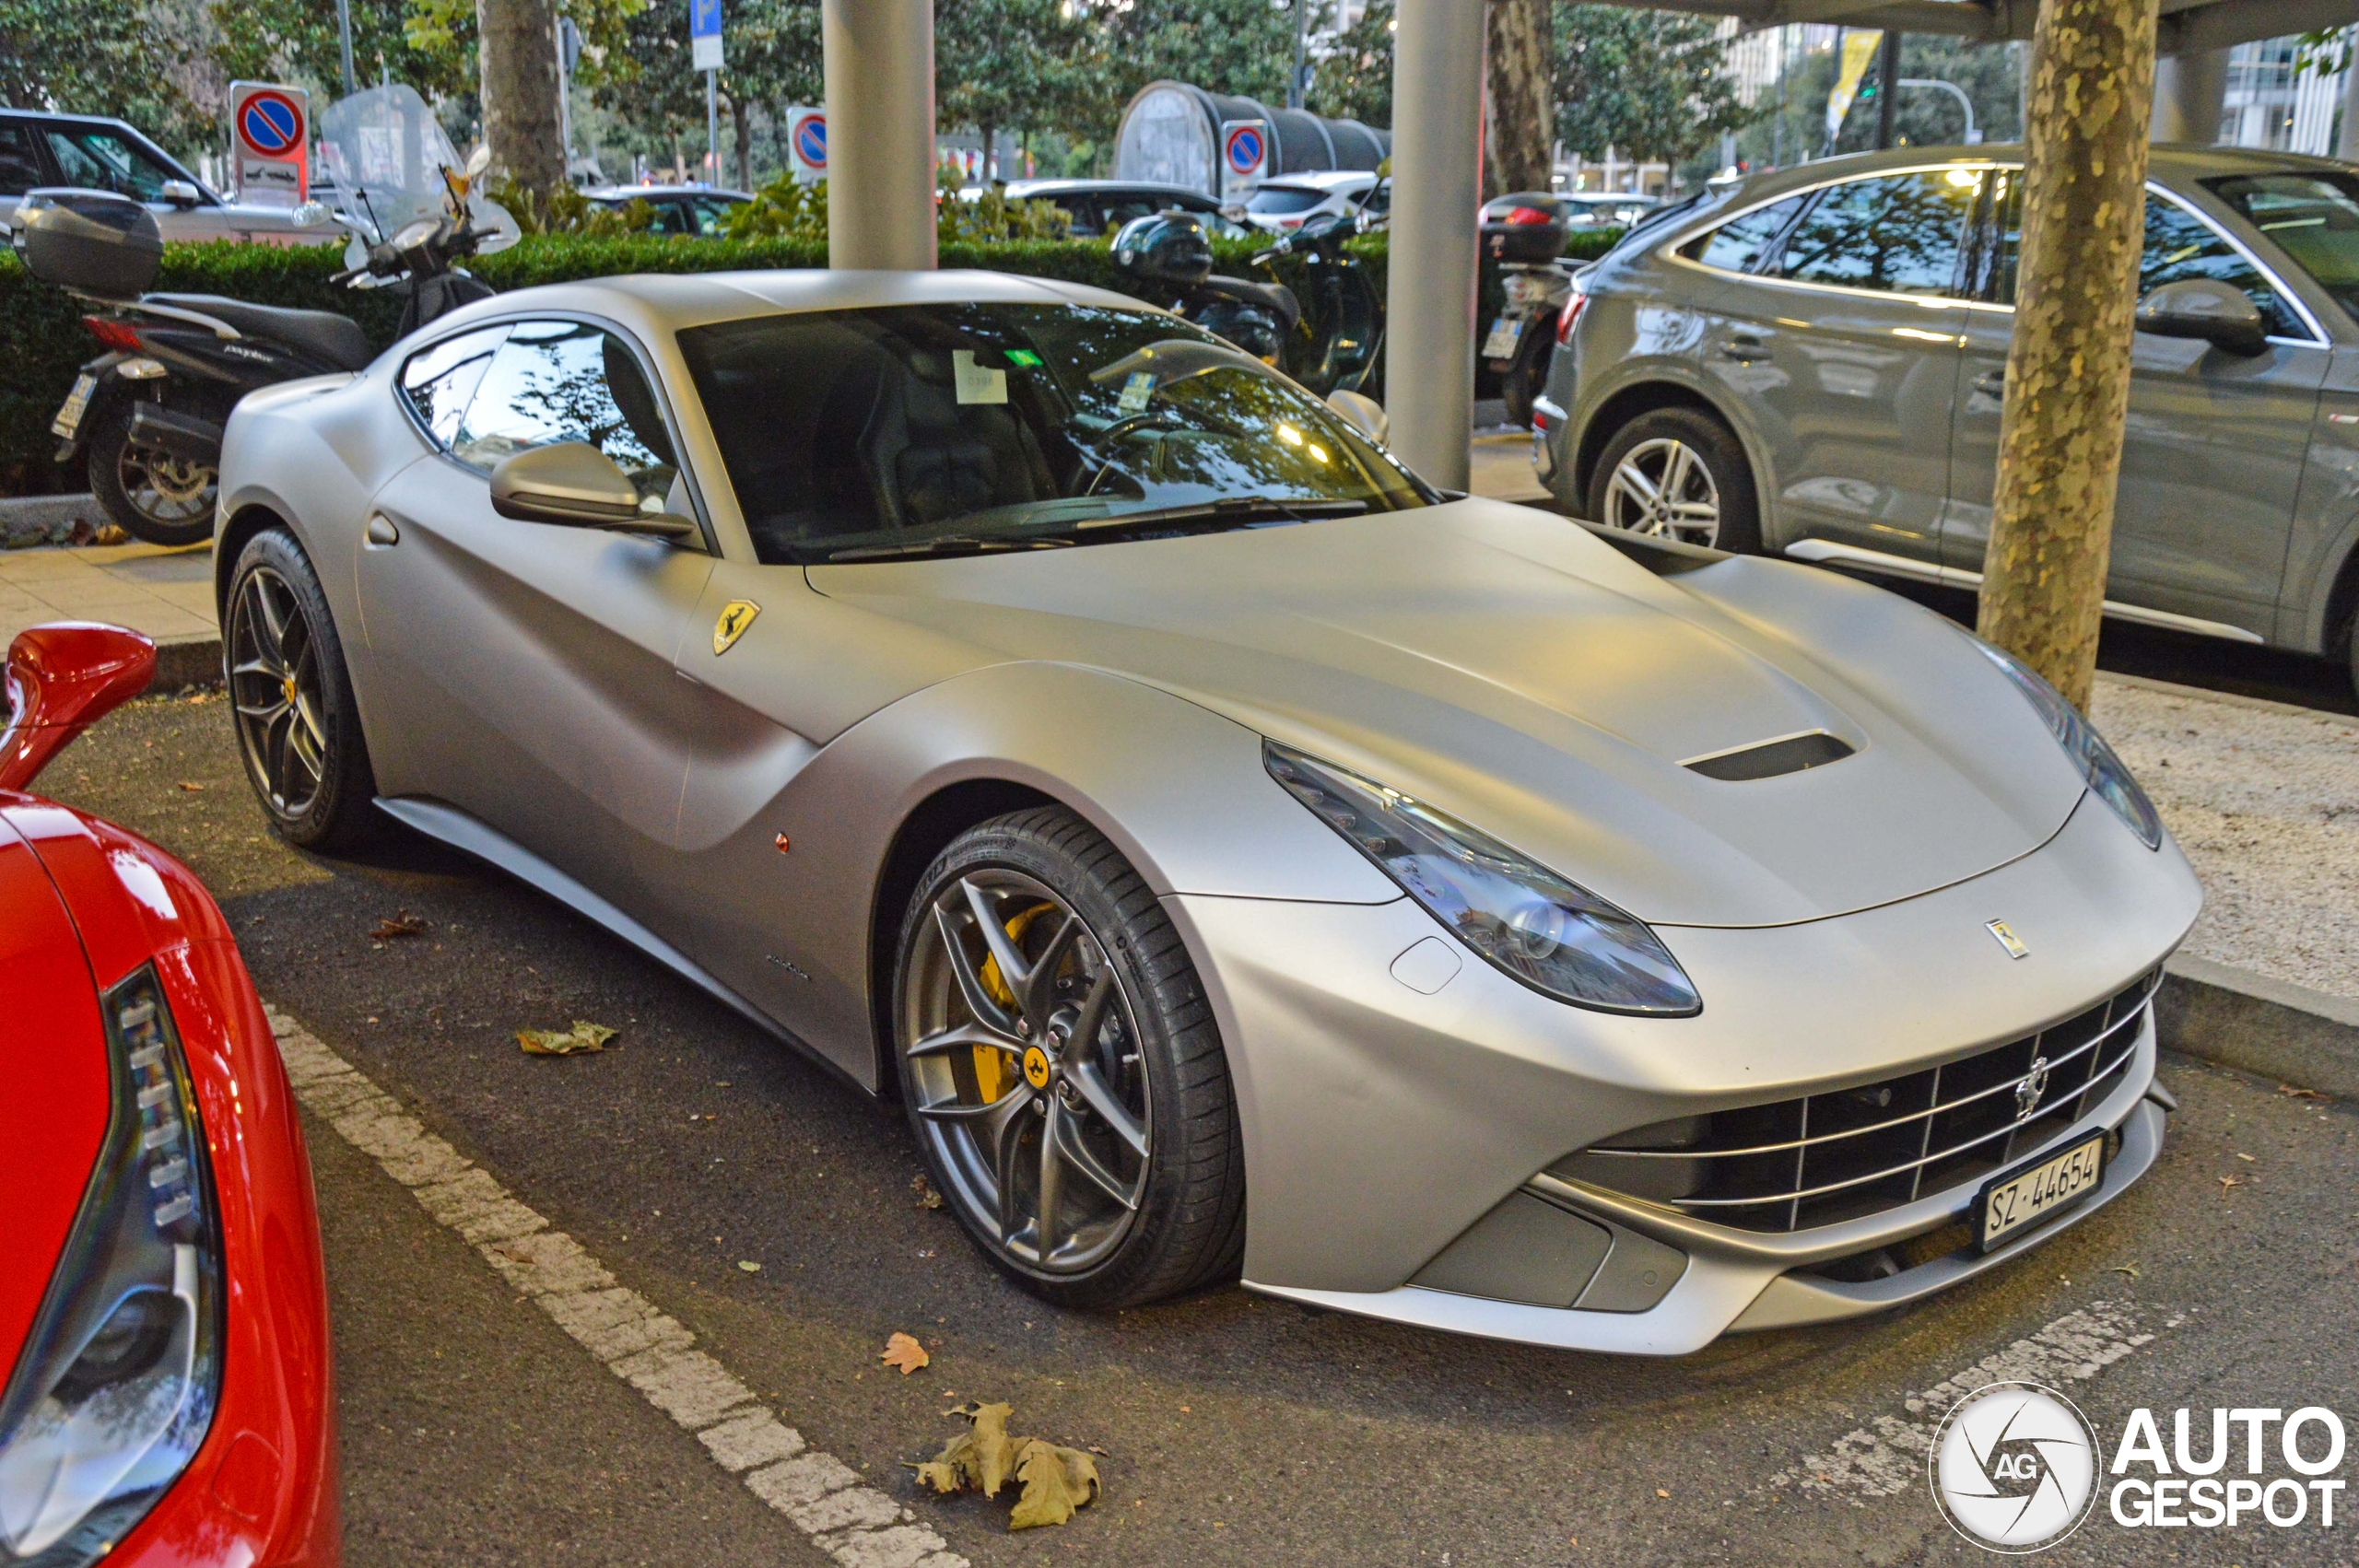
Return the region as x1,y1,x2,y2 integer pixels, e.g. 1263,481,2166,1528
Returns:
0,807,108,1371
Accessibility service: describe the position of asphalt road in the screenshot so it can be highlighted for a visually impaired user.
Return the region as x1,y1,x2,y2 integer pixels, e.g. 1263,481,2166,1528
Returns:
48,695,2359,1567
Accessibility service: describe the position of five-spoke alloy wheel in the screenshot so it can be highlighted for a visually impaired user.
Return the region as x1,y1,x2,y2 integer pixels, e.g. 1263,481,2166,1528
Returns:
896,809,1244,1308
226,529,378,849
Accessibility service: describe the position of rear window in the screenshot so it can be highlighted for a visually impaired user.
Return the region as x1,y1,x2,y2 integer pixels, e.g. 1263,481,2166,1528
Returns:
1683,194,1807,274
1246,185,1326,216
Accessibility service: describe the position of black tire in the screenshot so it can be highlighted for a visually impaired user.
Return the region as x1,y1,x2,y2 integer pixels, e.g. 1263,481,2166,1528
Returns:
1499,327,1553,429
1585,404,1761,554
894,806,1245,1310
224,528,379,851
88,399,217,548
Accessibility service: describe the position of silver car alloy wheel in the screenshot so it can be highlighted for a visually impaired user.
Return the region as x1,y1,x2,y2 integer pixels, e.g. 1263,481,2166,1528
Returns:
904,870,1152,1276
227,565,330,818
1601,436,1721,547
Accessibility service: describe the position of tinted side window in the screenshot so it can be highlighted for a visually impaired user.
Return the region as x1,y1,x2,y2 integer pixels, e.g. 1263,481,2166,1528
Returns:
1684,194,1807,274
44,126,182,203
0,123,44,196
451,321,679,509
2142,196,2303,339
401,325,511,446
1774,172,1975,296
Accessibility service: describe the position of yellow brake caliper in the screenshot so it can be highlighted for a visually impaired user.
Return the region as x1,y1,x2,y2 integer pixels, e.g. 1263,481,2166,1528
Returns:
974,903,1051,1103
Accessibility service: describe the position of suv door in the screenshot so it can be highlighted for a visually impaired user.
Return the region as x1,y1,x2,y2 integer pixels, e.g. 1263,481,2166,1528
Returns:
1946,170,2327,638
1696,169,1980,564
39,120,241,243
358,319,722,902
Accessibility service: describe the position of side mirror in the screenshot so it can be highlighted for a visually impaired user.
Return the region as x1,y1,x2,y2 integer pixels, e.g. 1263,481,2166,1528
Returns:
487,442,697,539
1326,389,1390,447
2135,277,2269,357
0,623,156,791
157,179,203,208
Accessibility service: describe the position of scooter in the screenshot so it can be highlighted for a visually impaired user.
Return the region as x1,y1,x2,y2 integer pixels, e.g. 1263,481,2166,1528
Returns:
1111,210,1302,368
1477,193,1578,428
1252,209,1382,397
28,99,511,546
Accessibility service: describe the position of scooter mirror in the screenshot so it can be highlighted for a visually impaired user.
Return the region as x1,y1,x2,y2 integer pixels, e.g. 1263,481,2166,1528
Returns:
1326,390,1390,448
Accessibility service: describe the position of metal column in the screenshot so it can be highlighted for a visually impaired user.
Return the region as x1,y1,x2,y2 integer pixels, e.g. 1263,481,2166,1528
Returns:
2151,51,2228,145
1385,0,1485,490
1873,31,1901,149
822,0,938,271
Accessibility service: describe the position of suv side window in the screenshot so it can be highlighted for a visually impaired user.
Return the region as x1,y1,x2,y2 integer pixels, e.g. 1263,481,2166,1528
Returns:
1683,193,1808,274
0,123,45,197
43,125,185,203
1983,171,2304,338
400,325,511,446
1772,171,1976,297
451,320,681,510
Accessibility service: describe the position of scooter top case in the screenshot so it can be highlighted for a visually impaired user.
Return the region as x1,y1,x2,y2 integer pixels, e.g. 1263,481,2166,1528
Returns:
13,188,161,299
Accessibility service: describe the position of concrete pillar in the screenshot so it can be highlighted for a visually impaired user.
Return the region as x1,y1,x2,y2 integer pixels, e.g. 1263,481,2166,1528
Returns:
1386,0,1486,490
2151,50,2227,146
822,0,936,271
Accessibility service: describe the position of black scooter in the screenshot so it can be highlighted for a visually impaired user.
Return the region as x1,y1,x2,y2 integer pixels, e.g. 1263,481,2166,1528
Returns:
29,157,499,546
1253,209,1382,398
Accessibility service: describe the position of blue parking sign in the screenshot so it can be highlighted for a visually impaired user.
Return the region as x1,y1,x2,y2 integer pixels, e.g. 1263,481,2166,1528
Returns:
690,0,722,69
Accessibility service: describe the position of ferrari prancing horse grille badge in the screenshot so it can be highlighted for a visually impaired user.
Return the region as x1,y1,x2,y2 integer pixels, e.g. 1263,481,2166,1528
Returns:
713,600,760,655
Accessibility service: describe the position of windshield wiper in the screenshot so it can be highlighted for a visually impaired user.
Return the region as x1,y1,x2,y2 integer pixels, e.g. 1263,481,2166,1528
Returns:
1073,497,1369,532
817,534,1070,562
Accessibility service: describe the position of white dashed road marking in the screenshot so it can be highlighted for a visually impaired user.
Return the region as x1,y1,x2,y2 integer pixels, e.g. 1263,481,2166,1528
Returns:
1768,1302,2170,1502
268,1007,968,1568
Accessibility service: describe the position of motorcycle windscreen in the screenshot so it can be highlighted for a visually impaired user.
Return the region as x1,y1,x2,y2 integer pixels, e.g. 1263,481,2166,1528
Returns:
317,84,518,251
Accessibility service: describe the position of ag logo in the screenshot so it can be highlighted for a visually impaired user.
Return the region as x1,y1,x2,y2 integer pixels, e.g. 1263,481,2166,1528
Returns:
712,600,760,655
1930,1381,2101,1552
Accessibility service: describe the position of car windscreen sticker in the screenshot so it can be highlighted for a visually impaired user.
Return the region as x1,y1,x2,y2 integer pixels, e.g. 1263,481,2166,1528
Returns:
953,350,1008,405
1116,371,1155,415
1005,348,1043,368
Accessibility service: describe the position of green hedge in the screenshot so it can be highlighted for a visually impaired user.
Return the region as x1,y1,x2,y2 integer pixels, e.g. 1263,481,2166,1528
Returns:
0,225,1622,474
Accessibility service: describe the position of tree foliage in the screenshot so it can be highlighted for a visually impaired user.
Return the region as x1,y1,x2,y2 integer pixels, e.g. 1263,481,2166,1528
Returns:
1313,0,1392,126
2,0,194,137
937,0,1094,148
1552,3,1749,167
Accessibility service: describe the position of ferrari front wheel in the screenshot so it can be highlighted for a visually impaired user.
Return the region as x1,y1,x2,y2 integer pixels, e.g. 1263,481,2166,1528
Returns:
226,528,379,850
895,807,1245,1309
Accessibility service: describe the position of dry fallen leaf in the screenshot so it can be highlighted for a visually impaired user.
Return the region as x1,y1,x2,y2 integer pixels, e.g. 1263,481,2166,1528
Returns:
738,1260,761,1273
881,1332,931,1375
517,1020,617,1056
2278,1084,2325,1099
2107,1262,2141,1278
2235,1153,2256,1163
1656,1488,1670,1499
176,780,203,792
912,1402,1099,1531
911,1174,945,1211
2219,1175,2245,1196
374,911,428,940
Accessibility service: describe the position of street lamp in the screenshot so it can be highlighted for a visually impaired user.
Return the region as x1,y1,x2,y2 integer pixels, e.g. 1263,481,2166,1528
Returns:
1899,77,1981,143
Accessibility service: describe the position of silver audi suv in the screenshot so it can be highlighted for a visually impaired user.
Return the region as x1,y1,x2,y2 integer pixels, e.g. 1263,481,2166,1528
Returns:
1537,143,2359,691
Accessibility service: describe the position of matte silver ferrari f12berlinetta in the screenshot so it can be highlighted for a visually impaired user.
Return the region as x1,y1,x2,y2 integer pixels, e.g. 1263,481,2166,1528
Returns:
214,269,2199,1353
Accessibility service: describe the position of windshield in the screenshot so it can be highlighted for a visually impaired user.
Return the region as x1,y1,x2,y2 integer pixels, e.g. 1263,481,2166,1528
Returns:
1247,185,1328,215
677,303,1432,565
2205,171,2359,323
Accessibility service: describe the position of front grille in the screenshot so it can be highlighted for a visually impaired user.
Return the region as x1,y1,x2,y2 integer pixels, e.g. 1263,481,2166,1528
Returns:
1555,968,2159,1233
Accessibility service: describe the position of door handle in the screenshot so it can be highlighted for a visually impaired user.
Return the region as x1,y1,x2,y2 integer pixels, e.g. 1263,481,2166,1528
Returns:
1973,370,2007,400
365,514,399,546
1719,335,1770,364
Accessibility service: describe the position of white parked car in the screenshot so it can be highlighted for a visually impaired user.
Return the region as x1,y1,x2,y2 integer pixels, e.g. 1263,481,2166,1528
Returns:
0,110,342,245
1240,170,1380,234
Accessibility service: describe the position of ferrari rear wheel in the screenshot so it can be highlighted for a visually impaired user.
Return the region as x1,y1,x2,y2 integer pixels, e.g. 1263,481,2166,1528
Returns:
226,529,379,851
895,808,1245,1309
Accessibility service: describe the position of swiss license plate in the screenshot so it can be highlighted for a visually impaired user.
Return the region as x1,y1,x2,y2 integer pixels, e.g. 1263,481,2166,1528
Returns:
52,373,98,440
1977,1133,2106,1252
1481,315,1524,358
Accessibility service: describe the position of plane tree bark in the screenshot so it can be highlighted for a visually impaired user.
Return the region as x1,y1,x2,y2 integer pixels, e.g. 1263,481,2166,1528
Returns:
1978,0,2160,711
1485,0,1553,197
476,0,567,199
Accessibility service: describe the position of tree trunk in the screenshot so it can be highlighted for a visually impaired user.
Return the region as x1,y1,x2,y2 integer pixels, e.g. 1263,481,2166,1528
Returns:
980,119,996,184
1484,0,1553,198
475,0,566,199
1977,0,2159,712
731,94,753,191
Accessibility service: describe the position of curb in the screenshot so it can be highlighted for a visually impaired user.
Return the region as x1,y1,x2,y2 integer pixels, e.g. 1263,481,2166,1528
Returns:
2157,954,2359,1100
148,634,220,691
0,492,105,549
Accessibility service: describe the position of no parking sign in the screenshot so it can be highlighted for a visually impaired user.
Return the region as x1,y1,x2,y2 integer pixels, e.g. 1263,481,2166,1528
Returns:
229,81,309,205
786,106,827,183
1218,118,1269,200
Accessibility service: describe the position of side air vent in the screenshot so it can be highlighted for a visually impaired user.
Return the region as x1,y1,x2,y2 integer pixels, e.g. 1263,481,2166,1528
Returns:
1683,730,1855,782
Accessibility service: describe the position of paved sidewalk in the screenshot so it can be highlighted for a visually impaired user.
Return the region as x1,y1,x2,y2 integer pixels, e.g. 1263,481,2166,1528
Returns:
0,536,218,684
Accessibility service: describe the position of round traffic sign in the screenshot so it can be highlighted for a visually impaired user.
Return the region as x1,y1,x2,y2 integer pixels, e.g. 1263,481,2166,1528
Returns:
238,89,305,158
1225,124,1264,176
793,113,827,170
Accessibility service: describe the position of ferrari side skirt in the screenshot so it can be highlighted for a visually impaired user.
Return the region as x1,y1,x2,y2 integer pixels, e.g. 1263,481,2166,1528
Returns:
373,796,866,1092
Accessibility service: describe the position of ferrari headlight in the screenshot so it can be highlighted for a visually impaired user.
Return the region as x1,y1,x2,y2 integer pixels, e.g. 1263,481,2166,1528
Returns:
1265,741,1702,1015
0,966,222,1567
1971,639,2163,850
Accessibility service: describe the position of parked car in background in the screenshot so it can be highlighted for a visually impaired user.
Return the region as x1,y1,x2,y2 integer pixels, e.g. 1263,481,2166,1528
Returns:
1002,178,1248,238
582,184,749,237
1557,191,1659,228
1540,143,2359,693
1240,170,1379,234
1,621,338,1566
0,110,340,245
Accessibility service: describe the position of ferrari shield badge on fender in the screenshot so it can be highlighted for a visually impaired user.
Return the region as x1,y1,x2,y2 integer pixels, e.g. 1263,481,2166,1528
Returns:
1987,919,2030,959
713,600,760,655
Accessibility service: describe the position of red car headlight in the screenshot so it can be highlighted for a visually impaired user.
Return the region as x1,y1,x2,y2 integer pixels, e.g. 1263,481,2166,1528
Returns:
0,966,223,1566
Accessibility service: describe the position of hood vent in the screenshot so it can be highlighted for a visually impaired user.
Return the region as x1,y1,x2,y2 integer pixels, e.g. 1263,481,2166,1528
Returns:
1683,730,1855,782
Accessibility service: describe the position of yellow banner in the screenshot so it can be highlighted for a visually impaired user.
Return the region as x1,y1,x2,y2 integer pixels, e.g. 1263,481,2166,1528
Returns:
1825,29,1884,145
